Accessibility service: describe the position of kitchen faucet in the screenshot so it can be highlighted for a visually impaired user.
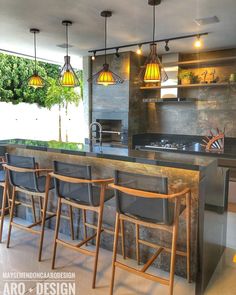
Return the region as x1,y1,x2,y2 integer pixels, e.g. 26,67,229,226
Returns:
89,122,103,147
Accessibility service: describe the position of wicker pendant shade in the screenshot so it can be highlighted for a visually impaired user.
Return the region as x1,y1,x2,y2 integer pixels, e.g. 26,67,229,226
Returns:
142,43,167,83
60,55,79,87
28,74,44,88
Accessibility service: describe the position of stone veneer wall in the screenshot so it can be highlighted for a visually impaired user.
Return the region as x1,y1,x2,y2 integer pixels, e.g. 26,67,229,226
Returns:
83,51,147,147
146,49,236,137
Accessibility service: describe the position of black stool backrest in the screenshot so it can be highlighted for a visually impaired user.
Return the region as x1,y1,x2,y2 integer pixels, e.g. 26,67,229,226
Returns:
6,153,38,191
53,161,95,206
114,170,172,225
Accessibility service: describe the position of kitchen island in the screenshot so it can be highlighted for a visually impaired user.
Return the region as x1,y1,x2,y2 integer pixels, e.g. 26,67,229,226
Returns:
0,139,229,295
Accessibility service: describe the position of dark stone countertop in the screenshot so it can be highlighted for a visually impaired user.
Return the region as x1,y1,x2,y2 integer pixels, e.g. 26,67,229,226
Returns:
0,139,216,171
133,133,236,159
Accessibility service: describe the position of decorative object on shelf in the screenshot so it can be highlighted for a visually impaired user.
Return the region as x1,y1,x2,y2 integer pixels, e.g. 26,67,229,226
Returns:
201,128,225,152
28,29,45,88
209,69,219,83
88,11,124,86
200,70,208,84
229,73,236,83
59,20,79,87
139,0,168,84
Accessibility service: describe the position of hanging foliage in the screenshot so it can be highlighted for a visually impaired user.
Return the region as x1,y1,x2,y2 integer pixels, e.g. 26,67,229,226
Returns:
0,53,60,106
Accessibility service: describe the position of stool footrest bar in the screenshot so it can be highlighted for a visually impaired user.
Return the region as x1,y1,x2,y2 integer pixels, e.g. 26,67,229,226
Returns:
11,222,39,234
56,238,96,256
115,261,170,285
76,231,101,247
141,247,164,273
138,239,187,257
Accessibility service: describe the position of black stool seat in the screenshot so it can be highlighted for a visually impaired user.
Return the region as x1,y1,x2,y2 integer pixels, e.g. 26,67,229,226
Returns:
6,154,54,193
124,199,185,225
16,175,54,193
0,170,5,183
64,185,114,206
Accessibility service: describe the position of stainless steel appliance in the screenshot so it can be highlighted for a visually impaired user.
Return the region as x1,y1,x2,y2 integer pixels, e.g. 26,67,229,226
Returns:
137,140,189,151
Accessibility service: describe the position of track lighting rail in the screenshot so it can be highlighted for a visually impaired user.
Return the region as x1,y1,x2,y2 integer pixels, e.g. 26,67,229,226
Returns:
88,32,208,55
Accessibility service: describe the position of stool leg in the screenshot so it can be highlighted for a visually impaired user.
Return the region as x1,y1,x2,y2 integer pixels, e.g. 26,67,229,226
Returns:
39,196,43,218
0,183,8,243
92,185,105,289
120,220,125,259
30,195,37,223
69,205,74,240
186,192,191,283
110,213,120,295
7,187,16,248
82,209,88,246
38,175,50,262
135,224,140,265
169,199,180,295
52,197,62,269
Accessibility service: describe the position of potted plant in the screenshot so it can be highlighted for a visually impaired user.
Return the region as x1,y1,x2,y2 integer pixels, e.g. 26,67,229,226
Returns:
178,71,199,85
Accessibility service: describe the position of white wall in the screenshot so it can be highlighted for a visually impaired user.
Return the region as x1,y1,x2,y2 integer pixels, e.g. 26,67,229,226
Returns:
0,101,87,143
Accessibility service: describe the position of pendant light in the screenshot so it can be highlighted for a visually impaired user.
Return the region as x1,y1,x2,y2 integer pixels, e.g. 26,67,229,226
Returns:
139,0,168,84
59,20,79,87
88,11,124,86
28,29,45,88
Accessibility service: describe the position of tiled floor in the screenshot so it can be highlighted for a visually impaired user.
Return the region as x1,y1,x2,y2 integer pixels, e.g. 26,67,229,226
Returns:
0,213,235,295
204,212,236,295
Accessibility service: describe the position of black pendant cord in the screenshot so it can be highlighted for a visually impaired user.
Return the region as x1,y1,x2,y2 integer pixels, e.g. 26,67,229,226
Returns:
104,16,107,64
34,32,37,73
66,23,69,70
152,4,155,44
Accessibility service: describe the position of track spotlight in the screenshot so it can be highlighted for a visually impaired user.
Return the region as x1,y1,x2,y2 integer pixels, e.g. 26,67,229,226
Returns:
136,44,142,55
165,40,170,52
92,51,96,61
194,35,202,48
115,48,120,58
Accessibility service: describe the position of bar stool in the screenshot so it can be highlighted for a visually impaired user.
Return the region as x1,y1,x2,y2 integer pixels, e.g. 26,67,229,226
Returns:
109,170,191,295
4,153,57,261
49,161,115,288
0,157,48,243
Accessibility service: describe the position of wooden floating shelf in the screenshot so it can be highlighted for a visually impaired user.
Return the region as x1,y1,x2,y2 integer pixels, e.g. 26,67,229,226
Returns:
140,56,236,69
164,55,236,68
140,82,235,90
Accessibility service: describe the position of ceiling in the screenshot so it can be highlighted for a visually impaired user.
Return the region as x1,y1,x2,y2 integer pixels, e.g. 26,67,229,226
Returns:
0,0,236,68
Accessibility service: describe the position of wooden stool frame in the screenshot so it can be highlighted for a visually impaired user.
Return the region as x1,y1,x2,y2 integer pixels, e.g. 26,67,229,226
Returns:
109,183,191,295
0,168,10,242
49,172,123,289
3,164,75,262
0,157,13,242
